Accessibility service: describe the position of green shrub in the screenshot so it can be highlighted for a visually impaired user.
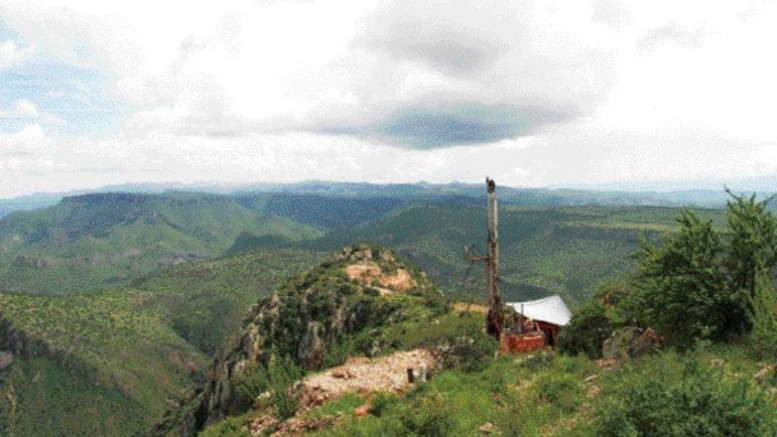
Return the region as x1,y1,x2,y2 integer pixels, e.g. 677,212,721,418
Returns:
595,354,777,437
198,415,252,437
559,299,614,359
370,392,396,418
748,272,777,359
398,396,456,437
533,372,583,413
232,355,302,419
444,323,498,373
517,351,555,371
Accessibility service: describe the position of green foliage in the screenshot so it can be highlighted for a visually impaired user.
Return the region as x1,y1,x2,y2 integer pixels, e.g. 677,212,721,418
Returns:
533,372,584,414
303,344,776,437
596,353,777,437
516,351,556,371
622,192,777,347
629,209,727,345
723,190,777,333
0,192,324,294
233,355,302,420
748,271,777,359
0,356,150,437
369,392,396,418
559,298,614,359
403,399,456,437
444,323,499,373
197,416,252,437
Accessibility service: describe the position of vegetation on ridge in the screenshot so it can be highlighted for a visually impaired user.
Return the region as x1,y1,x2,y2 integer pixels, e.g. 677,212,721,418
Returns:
0,248,327,437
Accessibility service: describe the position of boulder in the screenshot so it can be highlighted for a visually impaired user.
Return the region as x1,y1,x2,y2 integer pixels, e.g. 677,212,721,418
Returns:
0,351,12,370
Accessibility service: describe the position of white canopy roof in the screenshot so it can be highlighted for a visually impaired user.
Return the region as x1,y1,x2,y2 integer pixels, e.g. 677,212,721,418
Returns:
507,295,572,326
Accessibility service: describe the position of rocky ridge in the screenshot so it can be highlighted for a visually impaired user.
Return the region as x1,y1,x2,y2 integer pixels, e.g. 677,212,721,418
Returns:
153,244,445,437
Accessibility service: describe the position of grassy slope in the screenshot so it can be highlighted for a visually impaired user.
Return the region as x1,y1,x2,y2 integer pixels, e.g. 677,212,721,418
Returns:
300,345,777,437
198,307,777,437
0,248,328,437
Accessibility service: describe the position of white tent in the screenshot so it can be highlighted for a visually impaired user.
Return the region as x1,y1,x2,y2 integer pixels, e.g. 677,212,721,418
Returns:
507,295,572,326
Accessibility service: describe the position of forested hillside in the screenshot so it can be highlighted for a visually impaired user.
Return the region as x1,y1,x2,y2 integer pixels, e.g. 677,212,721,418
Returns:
0,190,723,302
242,203,727,305
0,192,325,293
0,248,327,436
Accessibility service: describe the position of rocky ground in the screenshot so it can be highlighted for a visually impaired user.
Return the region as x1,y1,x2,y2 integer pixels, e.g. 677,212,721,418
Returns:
248,348,436,437
299,348,436,409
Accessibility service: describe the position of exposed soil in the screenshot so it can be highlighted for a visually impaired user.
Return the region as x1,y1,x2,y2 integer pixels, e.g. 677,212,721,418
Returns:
345,261,417,293
298,348,436,410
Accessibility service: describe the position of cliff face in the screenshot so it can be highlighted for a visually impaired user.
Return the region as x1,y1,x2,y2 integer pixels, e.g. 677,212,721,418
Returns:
0,317,56,361
0,316,62,437
155,245,445,436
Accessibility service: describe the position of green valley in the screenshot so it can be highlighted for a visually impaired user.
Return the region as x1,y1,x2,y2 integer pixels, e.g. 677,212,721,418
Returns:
0,248,328,436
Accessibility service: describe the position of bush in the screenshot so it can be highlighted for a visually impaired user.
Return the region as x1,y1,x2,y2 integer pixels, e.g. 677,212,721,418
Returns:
517,351,555,371
559,299,614,359
443,323,498,373
595,354,777,437
533,372,584,413
623,193,777,347
398,396,456,437
232,354,302,419
370,392,396,418
748,272,777,359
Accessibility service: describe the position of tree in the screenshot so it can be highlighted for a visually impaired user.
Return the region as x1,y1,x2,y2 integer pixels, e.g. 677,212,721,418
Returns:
622,192,777,347
629,209,727,346
723,190,777,334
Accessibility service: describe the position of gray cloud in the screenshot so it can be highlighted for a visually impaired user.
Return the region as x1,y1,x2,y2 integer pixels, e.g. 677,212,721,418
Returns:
363,19,507,77
319,102,572,148
299,0,619,149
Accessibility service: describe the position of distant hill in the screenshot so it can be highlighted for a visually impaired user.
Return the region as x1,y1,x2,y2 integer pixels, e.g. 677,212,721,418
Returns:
0,194,61,219
0,192,324,293
3,179,763,219
237,203,728,305
0,189,730,301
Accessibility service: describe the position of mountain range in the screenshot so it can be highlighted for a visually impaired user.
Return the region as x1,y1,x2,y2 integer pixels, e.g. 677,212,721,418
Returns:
3,179,771,219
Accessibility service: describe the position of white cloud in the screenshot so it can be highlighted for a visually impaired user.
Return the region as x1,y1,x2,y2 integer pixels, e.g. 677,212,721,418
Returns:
0,0,776,196
0,99,39,118
0,100,65,126
0,39,32,68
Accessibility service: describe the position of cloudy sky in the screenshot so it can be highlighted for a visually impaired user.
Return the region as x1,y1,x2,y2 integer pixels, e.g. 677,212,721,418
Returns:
0,0,776,198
